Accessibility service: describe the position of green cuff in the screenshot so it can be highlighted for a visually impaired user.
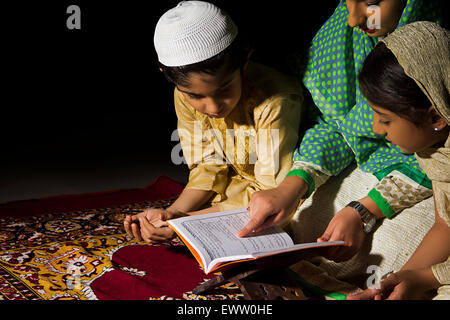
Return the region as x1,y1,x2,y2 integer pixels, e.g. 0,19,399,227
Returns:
286,169,315,198
368,188,396,219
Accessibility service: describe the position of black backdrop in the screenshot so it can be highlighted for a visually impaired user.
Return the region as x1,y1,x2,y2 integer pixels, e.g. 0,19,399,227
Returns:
1,1,339,199
2,1,337,154
1,1,448,201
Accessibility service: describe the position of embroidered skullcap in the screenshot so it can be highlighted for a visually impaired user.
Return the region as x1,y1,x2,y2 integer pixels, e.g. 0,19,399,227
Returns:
154,1,238,67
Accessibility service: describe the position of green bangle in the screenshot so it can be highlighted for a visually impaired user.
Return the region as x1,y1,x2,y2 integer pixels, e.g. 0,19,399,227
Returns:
286,169,315,198
368,188,396,219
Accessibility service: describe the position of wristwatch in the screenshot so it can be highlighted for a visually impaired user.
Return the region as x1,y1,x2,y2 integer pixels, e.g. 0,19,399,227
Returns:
346,201,376,234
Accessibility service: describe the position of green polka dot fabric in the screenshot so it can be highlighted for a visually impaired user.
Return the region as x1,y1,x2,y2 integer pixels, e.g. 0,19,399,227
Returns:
294,0,442,180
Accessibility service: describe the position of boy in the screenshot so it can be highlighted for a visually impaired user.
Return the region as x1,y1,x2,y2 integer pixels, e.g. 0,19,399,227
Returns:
124,1,304,243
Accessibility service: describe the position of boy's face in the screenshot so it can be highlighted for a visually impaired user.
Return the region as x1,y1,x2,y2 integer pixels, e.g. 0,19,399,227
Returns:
346,0,406,37
370,104,443,154
176,67,243,119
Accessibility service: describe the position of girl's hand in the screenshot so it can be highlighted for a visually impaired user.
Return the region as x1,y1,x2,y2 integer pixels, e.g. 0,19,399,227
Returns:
347,269,438,300
123,208,179,243
317,206,365,262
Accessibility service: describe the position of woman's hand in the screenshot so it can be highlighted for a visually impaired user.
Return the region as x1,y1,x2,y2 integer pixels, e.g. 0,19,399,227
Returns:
317,206,366,262
237,176,308,237
347,268,440,300
123,208,181,244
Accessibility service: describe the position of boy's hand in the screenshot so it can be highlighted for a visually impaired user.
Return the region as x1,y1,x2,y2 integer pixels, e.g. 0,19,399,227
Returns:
123,208,179,243
137,214,177,243
316,206,365,262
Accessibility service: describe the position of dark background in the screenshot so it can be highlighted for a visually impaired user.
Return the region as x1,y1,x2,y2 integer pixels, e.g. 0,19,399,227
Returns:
6,1,447,203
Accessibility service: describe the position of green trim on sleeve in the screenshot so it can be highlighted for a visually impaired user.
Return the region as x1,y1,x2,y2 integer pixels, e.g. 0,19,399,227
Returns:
286,169,315,198
368,188,396,219
373,163,432,189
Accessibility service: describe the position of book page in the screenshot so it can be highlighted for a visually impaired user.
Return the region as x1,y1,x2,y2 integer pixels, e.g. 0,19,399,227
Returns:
169,208,293,272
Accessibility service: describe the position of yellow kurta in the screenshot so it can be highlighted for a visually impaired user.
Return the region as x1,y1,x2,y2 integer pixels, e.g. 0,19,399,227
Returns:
174,62,304,211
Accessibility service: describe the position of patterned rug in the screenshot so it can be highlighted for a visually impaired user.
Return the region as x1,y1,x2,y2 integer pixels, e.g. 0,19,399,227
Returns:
0,179,242,300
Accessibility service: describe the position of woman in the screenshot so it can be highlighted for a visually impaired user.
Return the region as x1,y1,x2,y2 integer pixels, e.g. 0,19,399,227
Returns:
239,0,443,263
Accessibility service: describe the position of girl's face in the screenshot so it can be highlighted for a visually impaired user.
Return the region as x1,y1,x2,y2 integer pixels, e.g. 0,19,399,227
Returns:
370,104,448,154
177,67,243,119
346,0,407,37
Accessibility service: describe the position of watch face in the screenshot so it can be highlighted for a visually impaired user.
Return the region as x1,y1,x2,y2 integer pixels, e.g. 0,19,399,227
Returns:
363,217,376,233
346,201,375,233
361,211,373,222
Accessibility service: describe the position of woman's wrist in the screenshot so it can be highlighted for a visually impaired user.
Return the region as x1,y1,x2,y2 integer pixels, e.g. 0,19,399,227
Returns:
398,268,441,292
281,175,309,201
417,267,441,291
358,196,385,220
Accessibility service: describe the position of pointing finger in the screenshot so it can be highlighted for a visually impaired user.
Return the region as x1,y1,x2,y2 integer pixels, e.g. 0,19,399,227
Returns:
237,215,266,238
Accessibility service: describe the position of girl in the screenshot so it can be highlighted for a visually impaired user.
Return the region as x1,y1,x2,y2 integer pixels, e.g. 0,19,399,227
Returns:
123,1,303,243
349,21,449,300
239,0,443,263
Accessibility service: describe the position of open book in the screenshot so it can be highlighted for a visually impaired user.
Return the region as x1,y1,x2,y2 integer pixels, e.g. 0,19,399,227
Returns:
168,208,344,274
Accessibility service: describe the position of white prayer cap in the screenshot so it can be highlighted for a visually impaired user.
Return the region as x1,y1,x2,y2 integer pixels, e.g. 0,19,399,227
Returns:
154,1,238,67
